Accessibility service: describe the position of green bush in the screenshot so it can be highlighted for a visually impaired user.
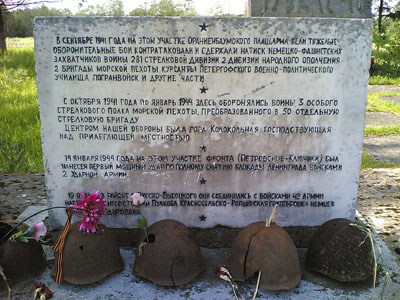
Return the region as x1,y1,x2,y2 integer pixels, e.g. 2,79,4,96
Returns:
4,6,72,37
371,19,400,79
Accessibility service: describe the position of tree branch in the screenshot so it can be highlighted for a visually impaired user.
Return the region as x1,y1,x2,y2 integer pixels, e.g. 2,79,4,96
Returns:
1,0,62,12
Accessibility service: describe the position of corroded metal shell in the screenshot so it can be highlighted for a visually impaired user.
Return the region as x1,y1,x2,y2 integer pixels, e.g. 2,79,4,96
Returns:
51,222,124,284
0,221,46,284
306,218,374,282
228,221,301,291
133,219,204,286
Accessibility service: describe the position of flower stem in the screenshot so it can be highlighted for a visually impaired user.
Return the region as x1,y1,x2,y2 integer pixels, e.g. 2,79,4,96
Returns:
138,206,149,243
0,206,74,244
0,265,11,300
266,204,278,227
143,226,150,244
231,283,239,300
24,236,47,243
252,271,262,300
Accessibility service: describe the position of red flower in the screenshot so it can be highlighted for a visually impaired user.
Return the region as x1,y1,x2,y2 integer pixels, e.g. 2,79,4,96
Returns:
71,189,106,233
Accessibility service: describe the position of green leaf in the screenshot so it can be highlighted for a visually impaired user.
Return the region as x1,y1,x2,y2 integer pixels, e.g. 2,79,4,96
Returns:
19,237,29,243
8,230,23,242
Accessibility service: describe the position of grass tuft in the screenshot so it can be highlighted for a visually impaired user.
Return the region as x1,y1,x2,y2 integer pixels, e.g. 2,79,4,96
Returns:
0,38,43,172
367,92,400,115
369,75,400,85
365,125,400,137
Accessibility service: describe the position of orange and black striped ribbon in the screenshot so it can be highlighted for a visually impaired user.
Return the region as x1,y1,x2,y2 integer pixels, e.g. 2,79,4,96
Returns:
52,207,73,283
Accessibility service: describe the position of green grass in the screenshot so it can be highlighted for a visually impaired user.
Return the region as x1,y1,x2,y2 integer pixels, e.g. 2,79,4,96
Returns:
0,37,43,172
6,37,34,48
365,125,400,137
369,75,400,85
361,151,400,169
367,92,400,115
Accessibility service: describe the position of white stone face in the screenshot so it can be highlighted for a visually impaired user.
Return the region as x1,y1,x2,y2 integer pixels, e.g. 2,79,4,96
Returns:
34,17,372,228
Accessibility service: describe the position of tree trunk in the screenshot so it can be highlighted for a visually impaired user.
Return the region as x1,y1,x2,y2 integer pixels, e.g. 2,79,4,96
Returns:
378,0,384,33
0,5,6,52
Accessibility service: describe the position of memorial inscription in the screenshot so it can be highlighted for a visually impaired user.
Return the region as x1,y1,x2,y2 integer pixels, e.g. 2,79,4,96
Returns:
34,17,372,228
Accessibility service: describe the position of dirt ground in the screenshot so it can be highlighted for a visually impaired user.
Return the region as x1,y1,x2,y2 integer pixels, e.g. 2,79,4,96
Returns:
0,170,399,261
357,168,400,258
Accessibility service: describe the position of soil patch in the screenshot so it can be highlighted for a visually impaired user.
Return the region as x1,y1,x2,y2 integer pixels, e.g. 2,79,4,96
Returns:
357,168,400,260
0,173,46,221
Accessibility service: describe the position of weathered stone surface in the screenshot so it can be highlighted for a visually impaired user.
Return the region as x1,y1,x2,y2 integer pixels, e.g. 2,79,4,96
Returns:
51,222,124,285
248,0,372,18
306,218,374,282
229,221,301,290
35,17,372,229
133,219,204,286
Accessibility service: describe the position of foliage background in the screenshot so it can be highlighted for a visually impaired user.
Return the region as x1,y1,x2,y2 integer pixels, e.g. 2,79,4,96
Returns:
371,18,400,82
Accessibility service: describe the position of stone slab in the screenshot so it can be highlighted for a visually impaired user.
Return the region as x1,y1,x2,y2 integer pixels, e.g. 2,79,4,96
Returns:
368,85,400,94
16,206,48,227
248,0,372,18
363,136,400,165
365,112,400,127
34,17,372,229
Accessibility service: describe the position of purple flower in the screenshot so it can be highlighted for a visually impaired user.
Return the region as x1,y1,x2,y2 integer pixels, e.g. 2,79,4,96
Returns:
71,189,106,233
32,222,47,239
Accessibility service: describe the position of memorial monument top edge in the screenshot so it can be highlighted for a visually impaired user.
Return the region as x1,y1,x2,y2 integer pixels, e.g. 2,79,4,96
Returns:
33,15,374,26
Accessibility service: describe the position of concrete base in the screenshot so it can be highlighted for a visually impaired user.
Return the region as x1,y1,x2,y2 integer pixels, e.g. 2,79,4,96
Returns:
1,208,399,299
